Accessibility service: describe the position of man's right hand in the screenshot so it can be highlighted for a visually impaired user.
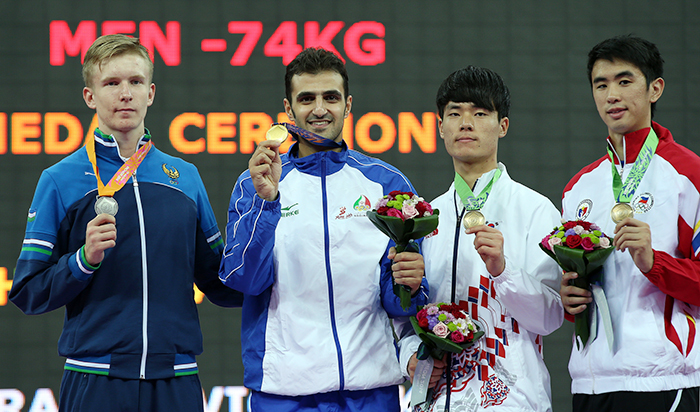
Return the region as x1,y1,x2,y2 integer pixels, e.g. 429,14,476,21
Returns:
408,352,447,388
84,214,117,266
560,271,592,315
249,140,282,201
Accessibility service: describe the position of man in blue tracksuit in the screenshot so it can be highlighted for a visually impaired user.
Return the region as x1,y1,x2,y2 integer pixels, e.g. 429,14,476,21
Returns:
219,47,428,411
10,34,242,412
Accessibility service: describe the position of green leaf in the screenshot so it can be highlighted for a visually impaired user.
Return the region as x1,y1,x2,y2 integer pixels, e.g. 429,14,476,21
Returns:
540,242,614,350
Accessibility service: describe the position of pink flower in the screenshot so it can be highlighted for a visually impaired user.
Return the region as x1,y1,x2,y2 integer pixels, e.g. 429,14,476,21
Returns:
450,330,465,343
433,322,449,338
548,236,562,249
386,208,403,220
376,197,389,208
402,204,419,219
599,237,611,248
541,235,551,251
581,237,595,251
573,225,585,235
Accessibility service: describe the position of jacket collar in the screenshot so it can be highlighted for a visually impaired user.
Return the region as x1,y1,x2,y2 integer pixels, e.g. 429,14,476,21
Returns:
286,141,349,177
93,128,152,160
607,121,672,165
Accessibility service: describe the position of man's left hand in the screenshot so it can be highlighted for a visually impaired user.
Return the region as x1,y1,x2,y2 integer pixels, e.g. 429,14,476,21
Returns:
613,217,654,273
387,247,424,294
466,225,505,277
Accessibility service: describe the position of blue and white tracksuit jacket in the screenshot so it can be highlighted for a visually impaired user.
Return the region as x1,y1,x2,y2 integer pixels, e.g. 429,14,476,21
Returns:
10,129,242,380
219,143,428,397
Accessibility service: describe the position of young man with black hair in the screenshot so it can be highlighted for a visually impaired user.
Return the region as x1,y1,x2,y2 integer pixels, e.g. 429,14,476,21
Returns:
397,66,562,411
219,47,428,412
561,34,700,411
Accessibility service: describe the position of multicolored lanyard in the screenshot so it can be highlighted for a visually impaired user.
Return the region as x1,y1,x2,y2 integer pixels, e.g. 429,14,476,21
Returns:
86,129,152,197
272,122,343,148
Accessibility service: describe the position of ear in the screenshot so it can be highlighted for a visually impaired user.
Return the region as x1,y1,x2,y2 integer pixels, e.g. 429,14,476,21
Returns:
83,87,97,110
437,116,444,140
649,77,664,103
283,98,295,122
344,95,352,118
499,117,509,138
147,83,156,107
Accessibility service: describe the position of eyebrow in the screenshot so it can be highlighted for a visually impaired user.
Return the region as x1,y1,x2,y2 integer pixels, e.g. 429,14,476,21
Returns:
296,90,342,99
592,70,636,84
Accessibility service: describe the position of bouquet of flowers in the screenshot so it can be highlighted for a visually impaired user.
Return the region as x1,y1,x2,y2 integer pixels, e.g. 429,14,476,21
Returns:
367,191,439,310
409,302,484,360
540,220,614,349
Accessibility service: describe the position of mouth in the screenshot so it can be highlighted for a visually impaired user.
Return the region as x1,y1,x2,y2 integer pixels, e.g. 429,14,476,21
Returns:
607,107,626,119
308,118,332,129
456,136,477,143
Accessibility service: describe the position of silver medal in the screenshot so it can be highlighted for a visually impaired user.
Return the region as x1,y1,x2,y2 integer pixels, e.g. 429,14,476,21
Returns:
95,196,119,216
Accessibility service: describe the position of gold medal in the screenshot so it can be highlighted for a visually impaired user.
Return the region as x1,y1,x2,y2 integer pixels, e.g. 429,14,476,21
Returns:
462,210,486,230
95,196,119,216
266,124,289,142
610,202,634,223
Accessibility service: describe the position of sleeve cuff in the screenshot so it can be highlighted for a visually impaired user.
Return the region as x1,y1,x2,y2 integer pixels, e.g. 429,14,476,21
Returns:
70,246,99,282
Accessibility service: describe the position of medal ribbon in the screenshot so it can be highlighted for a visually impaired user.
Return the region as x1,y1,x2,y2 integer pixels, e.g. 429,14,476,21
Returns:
454,168,502,211
273,122,343,148
607,127,659,203
86,129,153,197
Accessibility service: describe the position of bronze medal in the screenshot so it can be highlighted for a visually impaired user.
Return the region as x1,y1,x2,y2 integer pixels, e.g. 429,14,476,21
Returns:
95,196,119,216
462,210,486,230
610,202,634,223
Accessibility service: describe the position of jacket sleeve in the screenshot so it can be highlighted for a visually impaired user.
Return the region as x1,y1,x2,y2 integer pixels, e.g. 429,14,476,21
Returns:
643,248,700,306
491,200,564,336
10,171,96,315
218,172,280,296
395,317,423,379
193,170,243,307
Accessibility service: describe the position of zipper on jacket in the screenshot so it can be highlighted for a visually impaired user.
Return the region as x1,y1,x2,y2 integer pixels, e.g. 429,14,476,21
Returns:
444,193,466,412
321,155,345,390
133,174,149,379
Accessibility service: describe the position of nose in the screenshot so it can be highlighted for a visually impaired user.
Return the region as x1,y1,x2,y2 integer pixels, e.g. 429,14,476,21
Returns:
312,97,327,117
606,85,621,104
460,115,474,131
119,82,133,101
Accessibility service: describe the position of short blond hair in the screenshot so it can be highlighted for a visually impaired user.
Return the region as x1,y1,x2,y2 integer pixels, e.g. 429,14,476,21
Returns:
82,34,153,87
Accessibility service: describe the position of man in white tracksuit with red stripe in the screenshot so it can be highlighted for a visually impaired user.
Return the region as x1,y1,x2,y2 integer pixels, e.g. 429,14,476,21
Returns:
561,35,700,412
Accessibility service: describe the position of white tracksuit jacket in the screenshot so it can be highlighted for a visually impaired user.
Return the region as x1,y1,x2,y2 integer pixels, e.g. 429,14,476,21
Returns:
398,164,564,411
562,122,700,395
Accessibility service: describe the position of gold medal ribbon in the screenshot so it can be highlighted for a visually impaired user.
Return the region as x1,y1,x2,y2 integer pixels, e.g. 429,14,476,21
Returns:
86,129,153,197
454,168,502,211
607,127,658,204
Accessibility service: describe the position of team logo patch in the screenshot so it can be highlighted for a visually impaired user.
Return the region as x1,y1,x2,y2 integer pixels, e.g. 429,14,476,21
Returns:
353,195,371,212
281,203,299,218
335,195,372,220
480,375,509,408
632,192,654,214
576,199,593,220
162,163,180,185
27,209,36,223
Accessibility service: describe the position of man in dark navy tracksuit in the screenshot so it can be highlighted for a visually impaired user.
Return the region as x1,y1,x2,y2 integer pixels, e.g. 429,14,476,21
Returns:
10,34,242,412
